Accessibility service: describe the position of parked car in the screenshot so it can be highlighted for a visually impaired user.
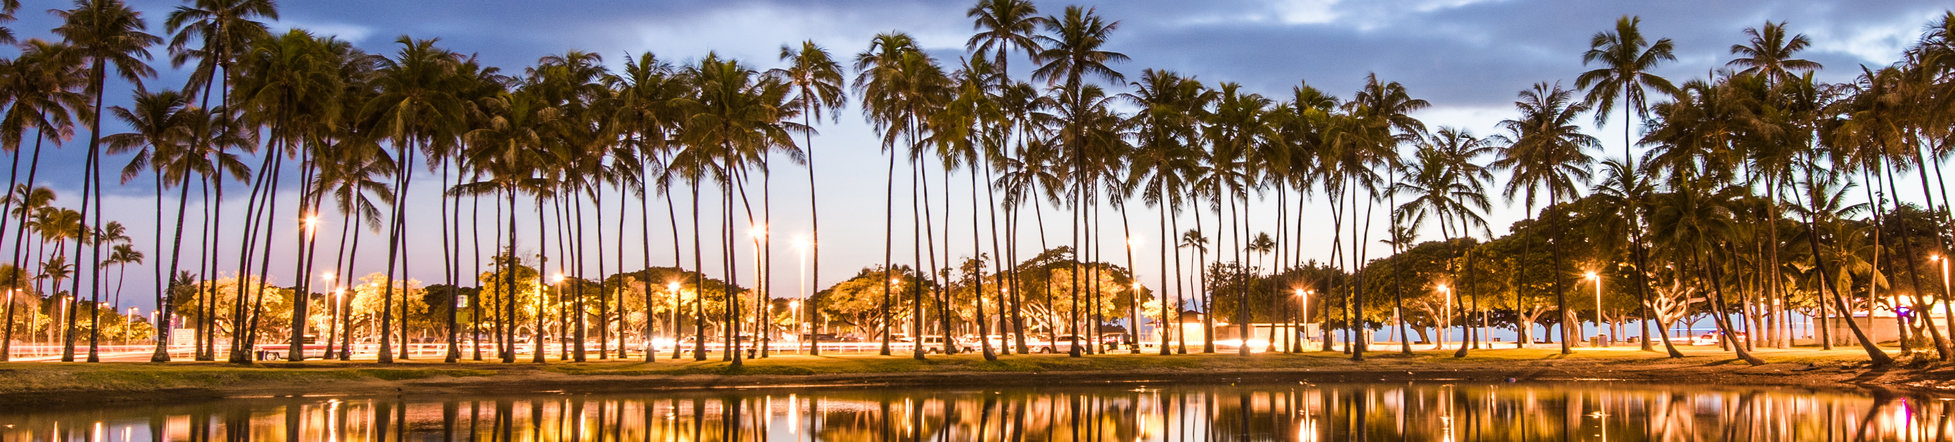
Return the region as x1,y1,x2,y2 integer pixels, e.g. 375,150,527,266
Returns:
1691,332,1747,346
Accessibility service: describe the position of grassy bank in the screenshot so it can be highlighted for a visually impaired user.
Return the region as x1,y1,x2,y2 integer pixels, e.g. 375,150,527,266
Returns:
1,347,1947,408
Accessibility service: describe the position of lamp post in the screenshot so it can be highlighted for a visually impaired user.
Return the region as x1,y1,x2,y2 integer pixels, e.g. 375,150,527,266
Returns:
1936,255,1950,344
552,272,565,360
1294,289,1312,353
1438,283,1450,350
749,224,767,355
667,281,681,358
796,237,811,353
1585,271,1602,347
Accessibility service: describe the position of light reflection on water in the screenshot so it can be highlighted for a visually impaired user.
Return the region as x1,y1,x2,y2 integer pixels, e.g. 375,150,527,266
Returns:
0,382,1944,441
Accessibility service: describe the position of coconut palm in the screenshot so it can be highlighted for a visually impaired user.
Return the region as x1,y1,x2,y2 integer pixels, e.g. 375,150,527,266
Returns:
1334,74,1425,360
103,89,189,360
163,0,274,104
1393,128,1493,356
52,0,161,363
1122,69,1208,355
1490,82,1597,355
771,41,844,356
365,36,464,363
606,51,685,361
0,43,86,360
1728,22,1823,350
1649,182,1764,365
855,33,948,359
232,29,348,361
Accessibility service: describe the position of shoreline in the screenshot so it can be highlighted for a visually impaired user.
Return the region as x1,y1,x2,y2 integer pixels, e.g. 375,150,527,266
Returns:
3,348,1951,409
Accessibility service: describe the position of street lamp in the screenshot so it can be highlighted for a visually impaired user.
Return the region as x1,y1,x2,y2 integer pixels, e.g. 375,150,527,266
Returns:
667,281,681,358
1585,271,1602,347
1437,283,1450,350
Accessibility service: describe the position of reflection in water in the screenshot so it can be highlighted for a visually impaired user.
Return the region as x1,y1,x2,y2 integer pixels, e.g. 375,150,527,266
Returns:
0,382,1945,441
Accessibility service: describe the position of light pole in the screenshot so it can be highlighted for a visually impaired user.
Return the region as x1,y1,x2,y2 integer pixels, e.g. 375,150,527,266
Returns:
1585,271,1602,347
749,224,767,355
667,281,681,359
796,237,811,353
1438,283,1450,350
1936,255,1950,344
1294,289,1312,353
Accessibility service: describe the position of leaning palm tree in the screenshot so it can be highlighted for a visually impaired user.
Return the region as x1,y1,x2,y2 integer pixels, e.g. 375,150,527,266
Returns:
1649,182,1764,366
1490,82,1597,355
771,41,845,356
52,0,161,363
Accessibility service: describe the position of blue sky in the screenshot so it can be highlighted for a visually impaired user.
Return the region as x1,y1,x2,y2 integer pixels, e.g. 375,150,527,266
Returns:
4,0,1947,314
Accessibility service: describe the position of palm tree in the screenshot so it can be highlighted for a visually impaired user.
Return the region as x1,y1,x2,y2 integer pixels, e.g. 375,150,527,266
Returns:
1591,158,1685,357
1177,228,1210,353
1204,82,1270,356
232,29,348,361
605,51,684,361
1032,8,1127,358
855,33,948,359
103,89,188,360
771,41,845,356
164,0,274,106
1393,128,1493,356
1576,17,1678,355
52,0,161,363
1337,74,1425,360
1122,69,1207,355
1649,182,1764,366
365,36,464,364
1728,21,1823,351
457,88,549,363
1490,82,1597,355
0,42,85,362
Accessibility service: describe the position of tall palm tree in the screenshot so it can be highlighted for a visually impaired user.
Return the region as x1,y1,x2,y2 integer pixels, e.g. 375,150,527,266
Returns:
1576,17,1677,355
1337,74,1425,360
1122,69,1207,355
232,29,347,361
771,41,844,356
855,33,947,359
164,0,274,105
967,0,1047,352
365,36,464,364
1490,82,1597,355
1393,128,1493,356
0,41,85,362
52,0,161,363
1034,5,1125,358
1728,21,1823,351
103,89,189,360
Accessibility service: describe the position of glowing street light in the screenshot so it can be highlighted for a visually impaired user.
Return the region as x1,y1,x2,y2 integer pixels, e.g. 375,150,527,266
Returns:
1437,284,1451,349
1585,271,1602,346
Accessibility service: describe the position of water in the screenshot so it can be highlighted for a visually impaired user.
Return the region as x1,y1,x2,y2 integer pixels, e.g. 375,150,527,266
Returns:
0,382,1943,441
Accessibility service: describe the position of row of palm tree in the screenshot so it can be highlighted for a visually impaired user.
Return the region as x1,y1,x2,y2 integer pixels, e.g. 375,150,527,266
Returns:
4,0,1955,367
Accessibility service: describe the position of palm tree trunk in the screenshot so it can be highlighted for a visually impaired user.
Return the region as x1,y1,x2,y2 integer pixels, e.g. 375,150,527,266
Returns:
881,145,895,357
690,171,706,362
1795,153,1887,365
1701,251,1765,366
378,139,413,364
3,130,47,362
970,162,995,361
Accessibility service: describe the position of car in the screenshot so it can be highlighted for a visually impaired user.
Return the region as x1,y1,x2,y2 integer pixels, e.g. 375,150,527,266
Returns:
1691,332,1747,346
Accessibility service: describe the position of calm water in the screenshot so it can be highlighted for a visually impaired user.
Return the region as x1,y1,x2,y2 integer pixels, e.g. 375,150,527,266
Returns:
0,382,1945,441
